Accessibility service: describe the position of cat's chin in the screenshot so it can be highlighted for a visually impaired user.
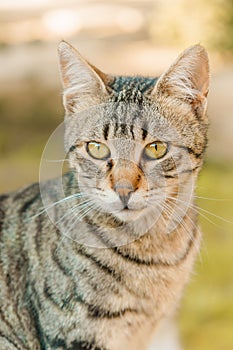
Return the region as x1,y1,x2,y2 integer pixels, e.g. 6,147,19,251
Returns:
114,208,144,222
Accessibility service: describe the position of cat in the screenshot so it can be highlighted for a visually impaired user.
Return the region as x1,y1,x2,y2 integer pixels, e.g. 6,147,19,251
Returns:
0,41,209,350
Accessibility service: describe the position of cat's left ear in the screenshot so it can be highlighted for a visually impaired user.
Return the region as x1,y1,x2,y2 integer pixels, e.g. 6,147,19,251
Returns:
151,45,210,115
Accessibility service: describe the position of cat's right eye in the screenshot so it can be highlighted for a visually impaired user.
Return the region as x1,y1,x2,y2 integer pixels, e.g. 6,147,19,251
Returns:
87,141,111,160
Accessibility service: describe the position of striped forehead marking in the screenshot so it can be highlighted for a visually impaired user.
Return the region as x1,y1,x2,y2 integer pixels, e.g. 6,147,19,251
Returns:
102,122,149,141
102,76,158,141
108,76,157,103
103,124,110,140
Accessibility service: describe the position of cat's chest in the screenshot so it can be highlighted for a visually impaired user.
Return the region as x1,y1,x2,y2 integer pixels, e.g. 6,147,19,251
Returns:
32,265,161,350
27,228,191,350
36,245,171,315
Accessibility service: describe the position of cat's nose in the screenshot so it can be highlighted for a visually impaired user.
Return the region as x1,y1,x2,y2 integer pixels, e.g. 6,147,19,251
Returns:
114,181,134,208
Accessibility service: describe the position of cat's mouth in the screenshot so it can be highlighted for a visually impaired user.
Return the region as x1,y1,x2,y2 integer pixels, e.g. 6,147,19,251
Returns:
116,207,145,221
122,205,129,210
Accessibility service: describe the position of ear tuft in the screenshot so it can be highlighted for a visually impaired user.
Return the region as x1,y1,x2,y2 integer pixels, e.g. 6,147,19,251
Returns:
152,45,210,111
58,41,109,113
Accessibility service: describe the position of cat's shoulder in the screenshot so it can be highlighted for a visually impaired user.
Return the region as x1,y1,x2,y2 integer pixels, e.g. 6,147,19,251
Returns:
0,172,76,215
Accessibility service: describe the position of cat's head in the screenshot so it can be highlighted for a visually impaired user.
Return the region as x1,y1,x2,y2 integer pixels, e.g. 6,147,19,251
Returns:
58,41,209,232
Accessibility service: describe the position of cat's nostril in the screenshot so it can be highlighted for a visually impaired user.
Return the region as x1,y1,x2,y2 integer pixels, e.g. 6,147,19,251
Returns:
114,182,134,207
117,191,133,208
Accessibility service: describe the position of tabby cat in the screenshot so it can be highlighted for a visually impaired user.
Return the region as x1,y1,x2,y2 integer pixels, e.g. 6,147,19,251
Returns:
0,42,209,350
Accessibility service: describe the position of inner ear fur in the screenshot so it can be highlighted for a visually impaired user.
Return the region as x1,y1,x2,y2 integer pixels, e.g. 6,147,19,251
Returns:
58,41,112,114
151,45,210,114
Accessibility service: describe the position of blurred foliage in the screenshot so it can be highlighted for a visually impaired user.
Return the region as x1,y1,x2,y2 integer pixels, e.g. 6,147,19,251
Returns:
0,79,62,158
149,0,233,52
214,0,233,51
0,79,63,191
179,162,233,350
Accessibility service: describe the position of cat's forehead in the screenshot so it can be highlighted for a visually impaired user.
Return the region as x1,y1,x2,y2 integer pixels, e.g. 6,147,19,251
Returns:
73,101,177,143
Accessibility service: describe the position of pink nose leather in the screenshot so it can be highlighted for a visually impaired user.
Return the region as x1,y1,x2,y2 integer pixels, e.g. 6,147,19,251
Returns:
114,181,134,207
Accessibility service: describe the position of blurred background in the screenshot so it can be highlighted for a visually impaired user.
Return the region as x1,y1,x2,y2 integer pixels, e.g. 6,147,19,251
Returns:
0,0,232,349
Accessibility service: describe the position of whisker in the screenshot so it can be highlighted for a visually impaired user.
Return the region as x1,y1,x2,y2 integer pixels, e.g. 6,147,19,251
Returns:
149,200,190,253
45,159,69,163
195,206,233,225
163,199,202,261
63,204,96,238
165,194,233,226
167,189,229,202
194,195,229,201
29,192,84,220
55,235,67,255
55,199,94,226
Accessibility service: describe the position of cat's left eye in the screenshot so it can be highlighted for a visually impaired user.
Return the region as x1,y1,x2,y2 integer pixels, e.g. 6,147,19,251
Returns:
87,141,110,160
144,141,168,160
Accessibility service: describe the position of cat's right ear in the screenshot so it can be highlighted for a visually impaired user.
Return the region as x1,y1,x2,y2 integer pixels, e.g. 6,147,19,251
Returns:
58,41,110,114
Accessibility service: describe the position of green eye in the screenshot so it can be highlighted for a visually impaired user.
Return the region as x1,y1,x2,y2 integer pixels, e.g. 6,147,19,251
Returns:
87,141,110,160
144,141,168,160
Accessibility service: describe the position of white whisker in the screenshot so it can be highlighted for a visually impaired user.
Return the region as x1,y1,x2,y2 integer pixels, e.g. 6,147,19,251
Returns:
29,192,84,220
164,199,202,261
55,199,93,226
165,194,233,227
194,195,229,201
63,204,96,238
45,159,69,163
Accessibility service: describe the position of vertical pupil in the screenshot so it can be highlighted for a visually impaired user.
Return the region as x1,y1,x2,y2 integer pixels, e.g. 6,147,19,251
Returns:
97,143,100,151
154,143,158,151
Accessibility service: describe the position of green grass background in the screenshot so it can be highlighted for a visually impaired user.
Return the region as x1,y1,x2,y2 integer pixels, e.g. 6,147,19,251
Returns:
179,162,233,350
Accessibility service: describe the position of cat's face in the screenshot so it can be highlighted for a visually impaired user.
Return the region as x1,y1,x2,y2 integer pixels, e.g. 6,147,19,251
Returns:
58,42,209,231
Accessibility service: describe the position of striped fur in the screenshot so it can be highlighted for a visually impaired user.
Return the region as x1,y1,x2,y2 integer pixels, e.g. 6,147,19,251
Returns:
0,43,209,349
